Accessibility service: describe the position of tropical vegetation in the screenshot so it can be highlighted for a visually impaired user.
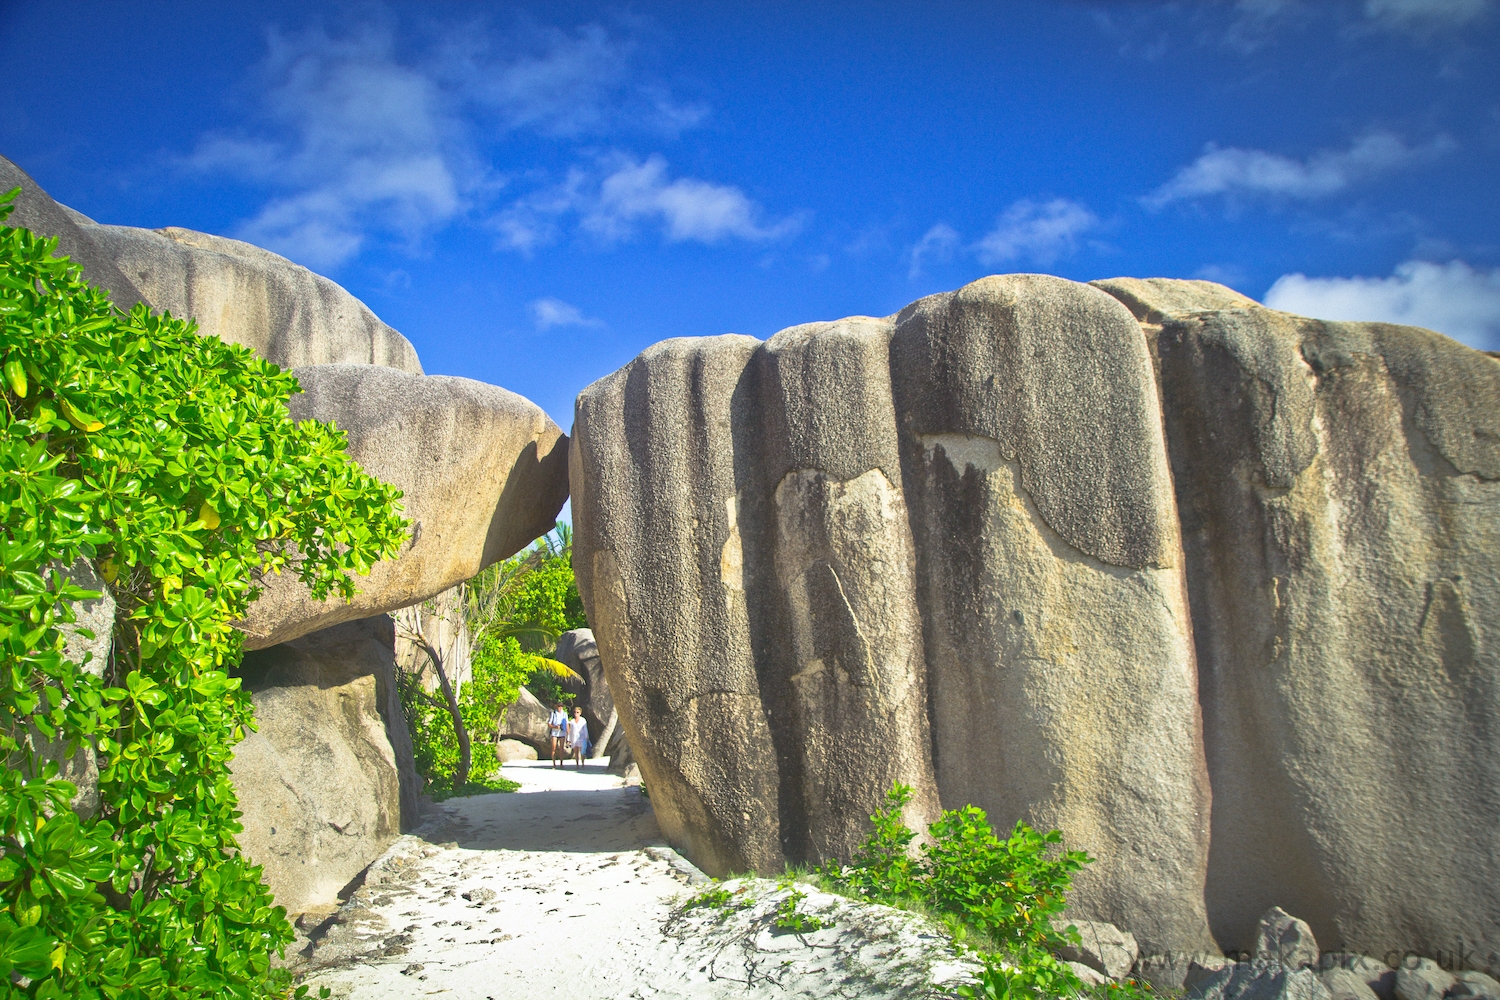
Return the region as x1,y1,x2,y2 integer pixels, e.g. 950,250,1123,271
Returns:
0,188,409,998
394,524,588,797
819,784,1156,1000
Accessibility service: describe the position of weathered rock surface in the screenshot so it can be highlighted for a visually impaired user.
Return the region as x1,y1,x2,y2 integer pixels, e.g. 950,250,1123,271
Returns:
1320,968,1383,1000
240,364,569,649
0,155,144,309
498,685,554,752
1256,907,1320,969
572,275,1214,954
1394,959,1456,1000
232,615,418,917
1094,278,1500,969
1137,953,1233,993
576,271,1500,968
1057,917,1140,979
495,738,537,762
1452,971,1500,1000
1188,962,1334,1000
1318,955,1396,1000
85,225,423,373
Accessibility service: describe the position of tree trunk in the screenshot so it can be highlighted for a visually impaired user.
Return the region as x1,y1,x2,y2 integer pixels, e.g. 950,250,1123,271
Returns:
399,603,471,790
431,655,470,789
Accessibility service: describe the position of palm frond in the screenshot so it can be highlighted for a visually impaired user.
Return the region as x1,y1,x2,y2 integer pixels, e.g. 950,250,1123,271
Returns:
529,656,584,682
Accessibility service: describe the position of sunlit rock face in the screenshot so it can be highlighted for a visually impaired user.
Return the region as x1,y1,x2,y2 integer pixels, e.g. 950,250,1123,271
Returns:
572,272,1500,967
85,225,424,373
572,275,1216,956
238,364,570,649
231,615,415,919
1094,277,1500,970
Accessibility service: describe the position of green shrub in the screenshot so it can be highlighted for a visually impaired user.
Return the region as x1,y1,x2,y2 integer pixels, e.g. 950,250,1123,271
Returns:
523,666,575,712
823,783,1105,1000
399,632,533,796
0,188,408,999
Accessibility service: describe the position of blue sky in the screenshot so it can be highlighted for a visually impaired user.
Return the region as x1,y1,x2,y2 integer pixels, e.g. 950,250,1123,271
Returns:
3,0,1497,431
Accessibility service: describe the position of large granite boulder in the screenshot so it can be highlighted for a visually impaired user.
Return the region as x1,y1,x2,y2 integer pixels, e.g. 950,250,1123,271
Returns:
231,615,417,918
1094,278,1500,969
85,225,423,373
0,155,144,309
574,271,1500,967
239,364,570,649
571,274,1215,953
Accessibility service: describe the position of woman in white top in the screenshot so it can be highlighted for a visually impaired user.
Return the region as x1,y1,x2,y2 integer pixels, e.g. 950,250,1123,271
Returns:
547,703,568,769
566,707,591,770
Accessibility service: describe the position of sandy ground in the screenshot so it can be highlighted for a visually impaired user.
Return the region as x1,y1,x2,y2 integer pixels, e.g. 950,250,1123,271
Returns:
295,757,975,999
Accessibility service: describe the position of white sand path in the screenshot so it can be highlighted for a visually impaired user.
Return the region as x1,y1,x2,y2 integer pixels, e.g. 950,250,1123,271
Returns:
295,758,975,999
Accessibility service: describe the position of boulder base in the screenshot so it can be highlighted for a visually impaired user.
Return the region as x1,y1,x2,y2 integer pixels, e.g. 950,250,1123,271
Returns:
231,616,417,917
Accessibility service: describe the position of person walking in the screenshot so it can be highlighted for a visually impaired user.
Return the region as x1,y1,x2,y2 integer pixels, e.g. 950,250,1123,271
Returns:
566,706,591,770
547,702,568,768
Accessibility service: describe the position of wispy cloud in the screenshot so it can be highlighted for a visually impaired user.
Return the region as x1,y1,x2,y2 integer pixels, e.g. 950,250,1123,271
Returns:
1094,0,1492,61
587,155,797,243
974,199,1099,267
494,154,799,253
529,297,604,330
183,15,710,269
1263,259,1500,350
1144,131,1455,209
907,223,960,279
1362,0,1492,31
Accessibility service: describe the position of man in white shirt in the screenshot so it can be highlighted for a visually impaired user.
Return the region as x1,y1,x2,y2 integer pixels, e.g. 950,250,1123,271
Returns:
548,703,568,769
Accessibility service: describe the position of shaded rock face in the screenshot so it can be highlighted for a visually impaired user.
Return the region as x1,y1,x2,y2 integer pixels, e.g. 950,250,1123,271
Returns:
574,272,1500,965
232,615,418,918
239,365,570,649
0,155,143,309
85,225,423,373
572,275,1214,954
498,685,554,752
1094,279,1500,969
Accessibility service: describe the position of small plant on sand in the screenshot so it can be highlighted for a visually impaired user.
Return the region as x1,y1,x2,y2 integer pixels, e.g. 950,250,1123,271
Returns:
682,879,757,922
684,884,735,911
772,877,833,934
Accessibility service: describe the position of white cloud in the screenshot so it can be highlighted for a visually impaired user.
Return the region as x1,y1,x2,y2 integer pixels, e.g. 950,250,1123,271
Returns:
586,155,797,244
496,154,798,251
529,297,604,330
1145,131,1455,208
1263,259,1500,350
908,223,960,279
439,23,707,138
1362,0,1492,30
974,199,1098,267
184,17,708,269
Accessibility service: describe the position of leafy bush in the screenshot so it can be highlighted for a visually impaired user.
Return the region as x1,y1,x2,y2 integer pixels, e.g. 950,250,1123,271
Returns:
823,783,1124,1000
398,631,532,796
0,188,408,999
522,667,575,712
397,524,589,797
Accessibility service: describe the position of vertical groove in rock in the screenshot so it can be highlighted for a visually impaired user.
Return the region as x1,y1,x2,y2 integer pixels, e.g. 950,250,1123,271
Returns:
890,275,1212,955
1096,277,1500,967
